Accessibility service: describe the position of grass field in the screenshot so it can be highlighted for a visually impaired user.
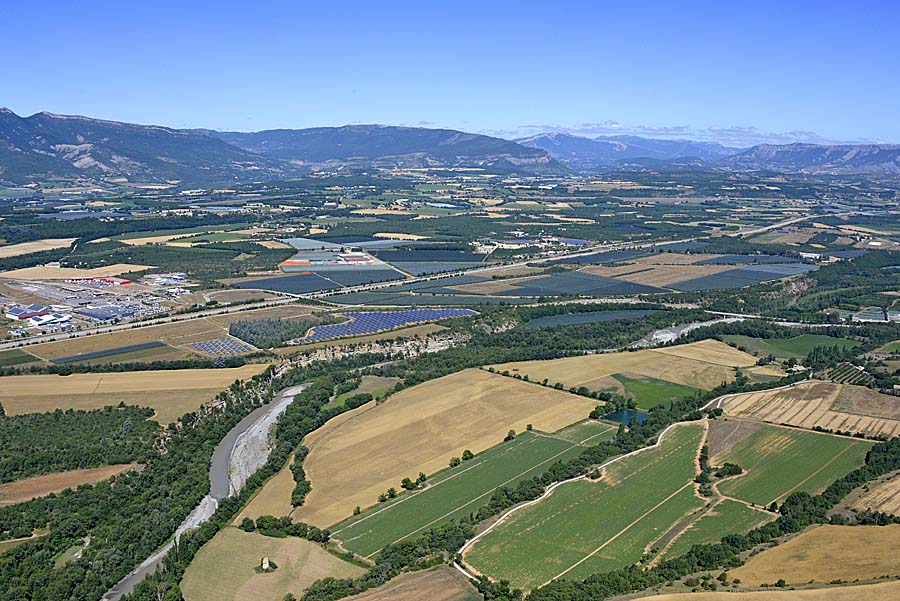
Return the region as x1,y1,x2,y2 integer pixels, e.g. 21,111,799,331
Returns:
0,365,267,424
648,580,900,601
490,340,756,393
731,524,900,586
332,375,400,407
722,334,859,360
551,420,618,445
721,381,900,438
0,529,48,555
662,499,773,560
331,431,585,557
612,373,698,410
464,423,705,590
180,527,364,601
0,238,77,258
714,424,872,507
345,566,479,601
0,464,136,506
0,349,41,367
293,369,598,527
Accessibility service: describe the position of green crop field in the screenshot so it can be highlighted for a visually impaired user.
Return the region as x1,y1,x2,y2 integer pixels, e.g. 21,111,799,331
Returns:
716,425,872,507
550,420,618,445
612,374,698,409
722,334,859,360
663,499,773,559
0,349,40,367
331,431,584,557
464,423,704,590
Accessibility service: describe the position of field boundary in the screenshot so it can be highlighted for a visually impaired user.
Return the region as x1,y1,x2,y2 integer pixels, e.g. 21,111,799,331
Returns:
454,421,685,581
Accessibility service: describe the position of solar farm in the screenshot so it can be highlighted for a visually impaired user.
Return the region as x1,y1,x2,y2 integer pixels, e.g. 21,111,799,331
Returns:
292,308,477,343
191,337,255,355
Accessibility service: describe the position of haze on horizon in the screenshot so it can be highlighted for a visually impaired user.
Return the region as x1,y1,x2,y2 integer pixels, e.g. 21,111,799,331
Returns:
4,0,898,147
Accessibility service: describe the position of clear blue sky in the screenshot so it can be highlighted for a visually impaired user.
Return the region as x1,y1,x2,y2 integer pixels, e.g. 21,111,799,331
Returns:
4,1,898,145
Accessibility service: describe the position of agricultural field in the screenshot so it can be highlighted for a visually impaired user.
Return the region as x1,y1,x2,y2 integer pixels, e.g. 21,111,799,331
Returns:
331,430,585,557
713,422,872,507
463,423,705,590
0,263,154,279
0,364,267,424
661,499,774,560
344,566,479,601
612,374,698,410
730,524,900,586
490,339,756,394
720,381,900,438
0,348,41,367
293,369,599,527
0,238,76,258
828,362,874,385
721,334,860,360
0,464,136,506
849,471,900,515
236,454,298,522
180,527,364,601
647,581,900,601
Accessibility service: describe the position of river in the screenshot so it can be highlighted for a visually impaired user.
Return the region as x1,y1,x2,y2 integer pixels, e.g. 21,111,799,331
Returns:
101,384,307,601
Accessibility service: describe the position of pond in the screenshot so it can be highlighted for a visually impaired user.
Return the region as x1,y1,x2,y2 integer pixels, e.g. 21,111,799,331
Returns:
603,408,649,424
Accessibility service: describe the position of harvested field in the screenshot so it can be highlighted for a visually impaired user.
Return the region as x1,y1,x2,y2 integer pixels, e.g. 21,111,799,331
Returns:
720,381,900,438
581,264,734,287
347,566,479,601
731,524,900,586
647,580,900,600
714,423,871,506
180,528,364,601
706,419,763,458
293,369,598,527
0,365,267,424
464,423,705,590
255,239,293,249
0,238,76,258
850,471,900,515
0,464,136,506
0,264,153,280
490,340,756,392
236,454,297,521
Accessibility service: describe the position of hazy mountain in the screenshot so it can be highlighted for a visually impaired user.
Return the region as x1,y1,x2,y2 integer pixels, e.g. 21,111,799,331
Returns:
0,109,296,184
516,132,740,169
720,143,900,176
209,125,566,175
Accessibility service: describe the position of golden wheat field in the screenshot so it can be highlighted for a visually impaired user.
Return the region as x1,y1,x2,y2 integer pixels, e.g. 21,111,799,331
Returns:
0,365,268,424
730,524,900,586
721,381,900,438
292,368,598,527
490,339,756,392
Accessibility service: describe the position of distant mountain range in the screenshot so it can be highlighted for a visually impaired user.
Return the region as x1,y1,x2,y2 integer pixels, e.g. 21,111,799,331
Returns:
517,131,900,177
1,109,899,184
0,110,564,184
207,125,565,175
517,132,740,168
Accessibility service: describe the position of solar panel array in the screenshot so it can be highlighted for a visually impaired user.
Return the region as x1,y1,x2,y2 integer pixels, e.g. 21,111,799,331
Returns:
293,308,477,343
192,338,255,355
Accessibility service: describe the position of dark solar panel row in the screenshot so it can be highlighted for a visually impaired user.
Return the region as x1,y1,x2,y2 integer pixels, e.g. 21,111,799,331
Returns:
294,308,477,343
192,338,255,355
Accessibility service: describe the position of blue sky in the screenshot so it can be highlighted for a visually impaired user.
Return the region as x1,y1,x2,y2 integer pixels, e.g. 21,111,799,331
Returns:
4,1,898,145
